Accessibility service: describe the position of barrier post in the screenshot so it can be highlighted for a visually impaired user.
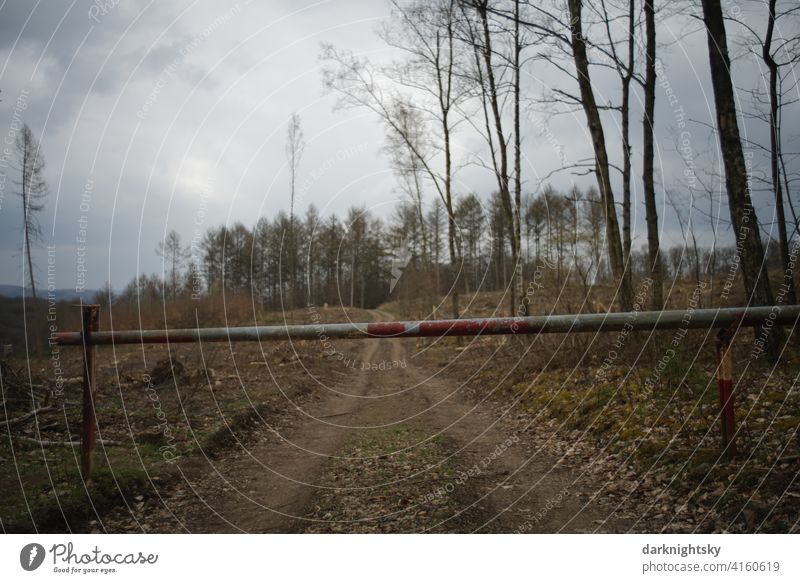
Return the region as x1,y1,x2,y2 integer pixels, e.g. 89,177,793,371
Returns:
80,304,100,481
716,325,736,459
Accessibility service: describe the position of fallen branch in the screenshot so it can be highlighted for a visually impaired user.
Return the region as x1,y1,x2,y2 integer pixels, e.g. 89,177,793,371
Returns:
0,406,56,428
12,436,122,447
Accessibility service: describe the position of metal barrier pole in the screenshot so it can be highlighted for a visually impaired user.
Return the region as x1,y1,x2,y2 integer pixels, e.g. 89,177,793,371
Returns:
50,305,800,346
80,304,100,481
49,304,795,467
716,326,736,459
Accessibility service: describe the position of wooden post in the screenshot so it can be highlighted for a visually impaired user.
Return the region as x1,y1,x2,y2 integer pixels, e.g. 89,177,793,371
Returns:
80,304,100,481
716,326,736,459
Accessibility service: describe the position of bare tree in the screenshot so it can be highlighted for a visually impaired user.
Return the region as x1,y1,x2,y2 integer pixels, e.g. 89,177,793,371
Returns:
304,204,321,305
459,0,528,316
322,0,466,318
594,0,636,264
14,124,48,300
700,0,780,358
286,113,305,224
285,112,305,308
157,230,188,299
590,0,663,308
642,0,664,308
567,0,632,310
512,0,526,315
760,0,798,304
761,0,795,304
385,104,430,267
738,0,799,304
725,1,799,303
666,189,702,290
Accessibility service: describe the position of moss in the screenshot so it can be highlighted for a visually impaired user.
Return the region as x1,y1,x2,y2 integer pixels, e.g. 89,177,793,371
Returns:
4,460,151,533
773,416,800,431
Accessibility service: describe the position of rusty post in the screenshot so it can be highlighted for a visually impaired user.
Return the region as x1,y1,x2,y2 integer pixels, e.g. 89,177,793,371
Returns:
716,326,736,459
80,304,100,481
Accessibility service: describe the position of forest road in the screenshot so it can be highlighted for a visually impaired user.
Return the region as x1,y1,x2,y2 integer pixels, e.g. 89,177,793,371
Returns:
102,310,636,533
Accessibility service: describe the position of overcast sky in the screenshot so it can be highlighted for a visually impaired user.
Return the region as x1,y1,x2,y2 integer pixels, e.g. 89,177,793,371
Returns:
0,0,796,292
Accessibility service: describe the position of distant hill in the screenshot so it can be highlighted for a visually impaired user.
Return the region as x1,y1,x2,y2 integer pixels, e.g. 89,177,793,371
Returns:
0,285,102,302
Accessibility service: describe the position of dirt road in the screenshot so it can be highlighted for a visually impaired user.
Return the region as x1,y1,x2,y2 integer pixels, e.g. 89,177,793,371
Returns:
100,310,646,533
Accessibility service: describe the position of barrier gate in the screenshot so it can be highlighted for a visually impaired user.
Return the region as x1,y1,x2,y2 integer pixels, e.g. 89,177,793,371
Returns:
53,304,800,479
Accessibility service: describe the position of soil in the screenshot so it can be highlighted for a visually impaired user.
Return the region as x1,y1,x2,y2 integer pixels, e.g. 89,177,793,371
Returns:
97,310,658,533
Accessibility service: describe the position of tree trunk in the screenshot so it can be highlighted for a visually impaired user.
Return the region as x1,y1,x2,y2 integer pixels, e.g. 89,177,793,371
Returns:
477,2,520,316
701,0,780,359
567,0,632,310
413,169,430,270
443,113,460,319
513,0,527,316
643,0,664,308
621,0,634,264
439,5,460,320
24,206,37,300
763,0,796,305
350,248,356,308
21,144,38,300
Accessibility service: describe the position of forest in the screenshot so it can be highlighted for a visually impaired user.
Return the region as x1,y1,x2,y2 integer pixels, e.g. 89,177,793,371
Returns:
1,0,798,541
114,193,781,315
91,0,798,332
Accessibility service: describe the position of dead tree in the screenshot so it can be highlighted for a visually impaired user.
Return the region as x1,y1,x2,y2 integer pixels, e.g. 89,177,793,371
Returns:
285,112,305,309
14,124,48,301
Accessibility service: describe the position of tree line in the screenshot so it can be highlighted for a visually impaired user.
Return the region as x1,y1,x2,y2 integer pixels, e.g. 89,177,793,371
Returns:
314,0,798,359
116,186,788,315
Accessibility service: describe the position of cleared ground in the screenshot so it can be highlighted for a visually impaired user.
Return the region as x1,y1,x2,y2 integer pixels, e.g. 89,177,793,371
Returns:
3,303,797,533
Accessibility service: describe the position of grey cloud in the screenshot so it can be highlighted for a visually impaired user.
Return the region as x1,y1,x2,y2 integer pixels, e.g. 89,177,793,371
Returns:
0,0,796,293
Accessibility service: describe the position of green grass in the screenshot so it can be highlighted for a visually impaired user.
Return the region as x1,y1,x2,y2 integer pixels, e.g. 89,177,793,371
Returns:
1,447,154,532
